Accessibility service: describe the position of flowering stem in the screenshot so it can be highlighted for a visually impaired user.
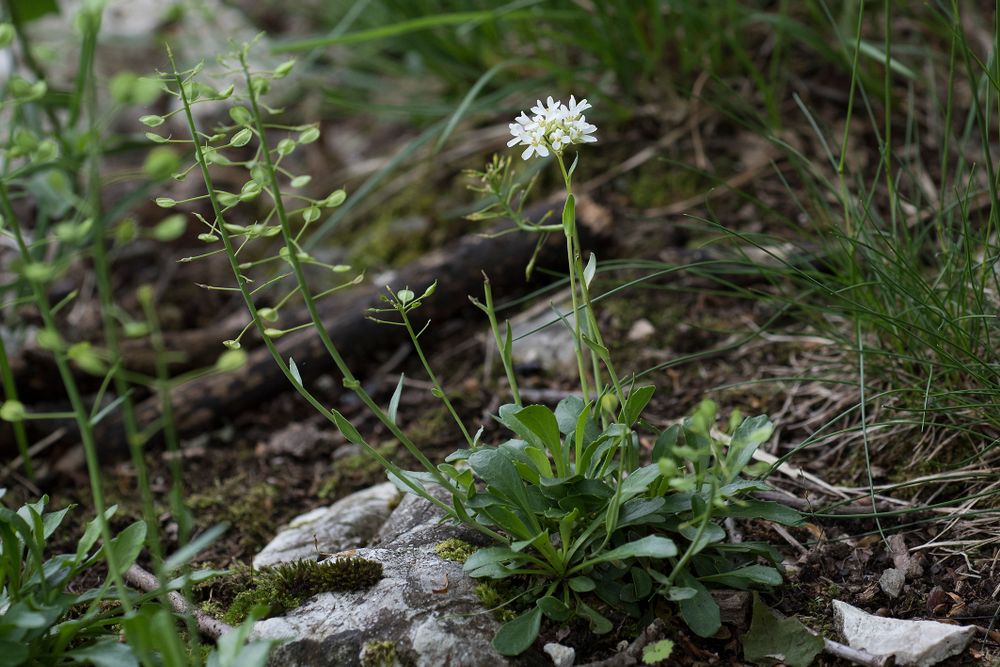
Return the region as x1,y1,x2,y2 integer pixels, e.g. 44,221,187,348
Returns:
555,152,627,413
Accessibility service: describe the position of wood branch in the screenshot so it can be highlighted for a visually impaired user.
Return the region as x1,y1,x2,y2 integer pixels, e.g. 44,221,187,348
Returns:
124,564,234,640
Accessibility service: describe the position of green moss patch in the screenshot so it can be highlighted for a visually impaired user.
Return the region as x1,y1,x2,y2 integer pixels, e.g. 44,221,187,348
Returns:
223,556,384,624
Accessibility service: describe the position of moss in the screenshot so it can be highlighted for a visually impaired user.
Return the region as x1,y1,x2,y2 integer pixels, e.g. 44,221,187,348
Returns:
434,538,475,563
223,556,384,625
360,640,397,667
318,441,398,499
188,479,277,551
474,582,517,623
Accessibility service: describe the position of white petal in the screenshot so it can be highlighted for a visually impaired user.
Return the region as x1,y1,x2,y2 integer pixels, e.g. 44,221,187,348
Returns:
521,146,534,160
536,144,550,157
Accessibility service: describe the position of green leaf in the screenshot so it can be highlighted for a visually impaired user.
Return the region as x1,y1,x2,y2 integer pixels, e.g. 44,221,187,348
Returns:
675,572,720,637
76,506,116,563
568,576,595,592
702,565,783,589
207,608,275,667
554,395,586,435
619,464,661,503
719,500,802,526
510,405,562,452
576,600,613,633
163,523,227,572
585,535,677,566
9,0,58,23
0,640,28,666
387,373,405,424
742,594,823,667
642,639,674,664
622,385,655,426
617,497,666,528
726,415,774,481
103,521,147,577
492,607,541,656
66,639,139,667
150,607,189,667
469,448,531,510
583,252,597,288
537,596,572,621
562,194,576,234
331,408,368,447
524,446,553,478
679,522,726,554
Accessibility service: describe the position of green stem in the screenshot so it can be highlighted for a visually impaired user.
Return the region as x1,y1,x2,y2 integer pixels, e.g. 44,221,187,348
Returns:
663,478,718,588
400,307,474,447
0,185,131,612
482,277,521,407
0,335,34,480
553,153,592,402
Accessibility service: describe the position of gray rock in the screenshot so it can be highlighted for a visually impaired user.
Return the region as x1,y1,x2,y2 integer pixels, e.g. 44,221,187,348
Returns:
879,568,905,598
509,297,578,375
251,546,508,667
375,489,489,551
832,600,975,666
254,482,400,569
543,642,575,667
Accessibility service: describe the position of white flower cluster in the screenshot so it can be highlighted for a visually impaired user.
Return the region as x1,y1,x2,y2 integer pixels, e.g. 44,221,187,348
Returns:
507,95,597,160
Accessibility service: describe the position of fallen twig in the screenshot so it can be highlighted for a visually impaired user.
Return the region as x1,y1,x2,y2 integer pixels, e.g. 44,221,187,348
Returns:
124,564,234,640
821,637,894,667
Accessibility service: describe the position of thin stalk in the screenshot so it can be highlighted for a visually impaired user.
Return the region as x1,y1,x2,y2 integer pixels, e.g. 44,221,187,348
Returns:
482,277,521,406
137,288,198,650
399,307,474,447
0,186,131,612
0,335,34,480
662,477,718,588
81,7,159,563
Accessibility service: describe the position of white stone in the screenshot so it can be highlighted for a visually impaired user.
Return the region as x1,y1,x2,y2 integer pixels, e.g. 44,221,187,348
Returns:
544,642,576,667
832,600,975,667
627,318,656,342
253,482,400,569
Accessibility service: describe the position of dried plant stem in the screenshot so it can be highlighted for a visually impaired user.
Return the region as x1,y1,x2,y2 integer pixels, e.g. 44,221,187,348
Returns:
124,565,234,640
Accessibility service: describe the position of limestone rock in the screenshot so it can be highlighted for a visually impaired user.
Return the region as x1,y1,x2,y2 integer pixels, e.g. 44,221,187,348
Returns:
253,482,400,569
832,600,974,666
250,546,508,667
375,489,489,551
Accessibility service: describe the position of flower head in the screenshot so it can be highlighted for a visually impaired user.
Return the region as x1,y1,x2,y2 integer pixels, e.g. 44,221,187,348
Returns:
508,95,597,160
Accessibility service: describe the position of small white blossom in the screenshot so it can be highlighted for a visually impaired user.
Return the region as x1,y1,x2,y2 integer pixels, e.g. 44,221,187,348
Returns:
508,95,598,160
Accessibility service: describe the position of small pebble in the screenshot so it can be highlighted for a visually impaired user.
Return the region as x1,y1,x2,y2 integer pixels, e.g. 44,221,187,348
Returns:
879,568,905,598
543,642,575,667
627,318,656,341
